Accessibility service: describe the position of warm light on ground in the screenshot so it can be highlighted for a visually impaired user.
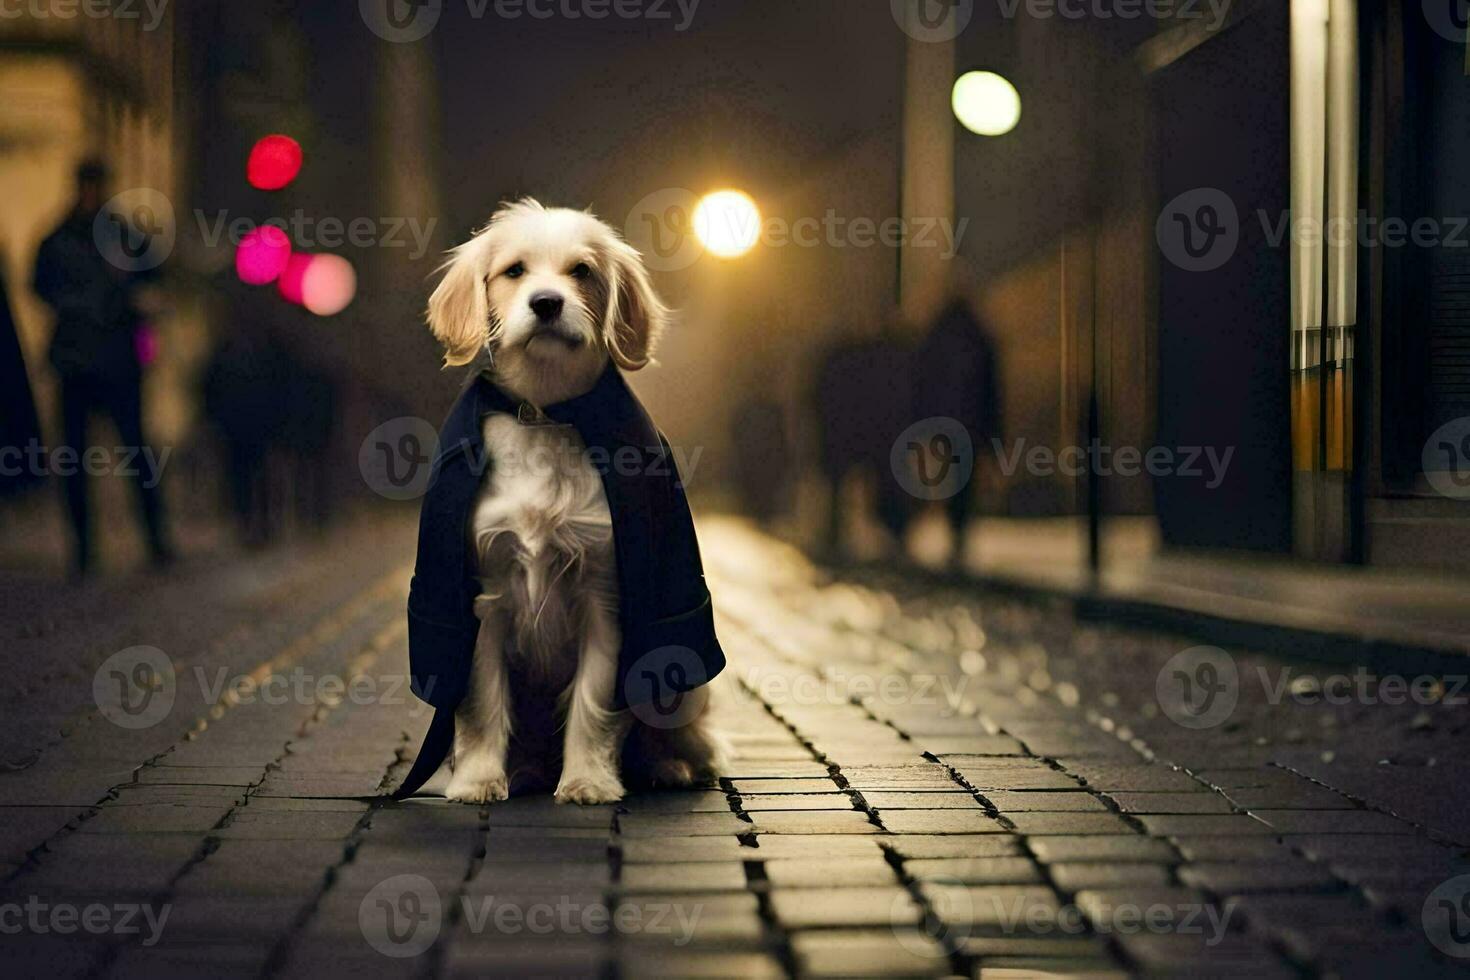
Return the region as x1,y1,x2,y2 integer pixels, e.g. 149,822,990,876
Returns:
693,189,761,258
952,70,1021,136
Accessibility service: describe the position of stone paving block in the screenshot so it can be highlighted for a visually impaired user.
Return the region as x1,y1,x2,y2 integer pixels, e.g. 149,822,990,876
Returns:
1178,861,1343,894
919,883,1062,931
1050,862,1174,892
1055,763,1208,793
1105,792,1236,815
980,790,1109,812
770,886,921,928
618,862,747,893
622,791,733,814
862,790,984,810
719,761,831,779
1005,812,1136,836
172,839,345,895
254,773,383,797
1191,768,1310,791
1220,893,1386,963
1135,815,1275,837
1072,887,1217,938
738,793,857,812
728,778,841,795
467,860,613,894
955,767,1084,791
615,892,764,945
444,935,610,979
110,942,272,980
0,806,85,863
957,934,1110,960
481,798,616,829
109,784,248,806
13,832,201,894
620,836,754,864
1167,836,1300,862
922,735,1027,755
790,928,951,978
214,808,364,840
1221,786,1356,809
749,810,879,834
618,812,751,838
136,766,264,787
974,956,1128,979
747,834,883,859
234,795,369,812
1027,835,1177,864
1284,833,1463,863
762,856,900,888
157,892,307,938
882,834,1024,860
76,803,232,834
615,949,786,979
904,857,1043,885
840,765,960,787
1114,932,1297,979
879,810,1007,834
1246,809,1414,835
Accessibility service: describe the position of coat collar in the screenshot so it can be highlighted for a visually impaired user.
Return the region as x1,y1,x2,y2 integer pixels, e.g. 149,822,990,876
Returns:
432,362,657,471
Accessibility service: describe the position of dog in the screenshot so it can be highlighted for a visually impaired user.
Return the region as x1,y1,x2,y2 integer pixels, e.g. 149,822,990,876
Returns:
423,199,724,805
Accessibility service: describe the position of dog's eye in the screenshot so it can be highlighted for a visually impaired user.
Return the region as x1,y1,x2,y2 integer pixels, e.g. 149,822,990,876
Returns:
503,262,525,279
570,262,591,281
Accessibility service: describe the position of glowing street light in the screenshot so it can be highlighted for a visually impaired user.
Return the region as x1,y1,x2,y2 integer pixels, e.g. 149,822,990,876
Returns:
952,71,1022,136
693,189,761,259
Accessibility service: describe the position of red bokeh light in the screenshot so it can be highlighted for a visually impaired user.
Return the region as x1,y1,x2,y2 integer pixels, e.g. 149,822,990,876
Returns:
236,226,292,285
247,135,303,191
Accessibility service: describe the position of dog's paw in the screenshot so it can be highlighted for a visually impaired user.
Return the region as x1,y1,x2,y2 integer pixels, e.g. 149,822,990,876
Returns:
554,772,624,805
444,773,509,805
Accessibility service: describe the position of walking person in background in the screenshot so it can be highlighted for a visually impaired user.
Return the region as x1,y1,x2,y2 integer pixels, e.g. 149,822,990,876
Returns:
0,262,43,501
32,159,174,578
911,296,1002,569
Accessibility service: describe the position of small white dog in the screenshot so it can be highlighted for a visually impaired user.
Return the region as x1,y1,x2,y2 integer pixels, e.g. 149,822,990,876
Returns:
424,199,723,805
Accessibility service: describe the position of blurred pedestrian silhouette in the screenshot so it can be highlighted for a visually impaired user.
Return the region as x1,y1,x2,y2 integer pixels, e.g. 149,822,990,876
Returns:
202,278,337,545
813,319,914,556
1,262,44,500
731,390,791,524
31,160,173,576
912,297,1002,565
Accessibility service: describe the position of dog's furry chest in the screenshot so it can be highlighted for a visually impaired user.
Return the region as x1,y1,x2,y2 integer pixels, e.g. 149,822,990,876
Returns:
470,414,617,666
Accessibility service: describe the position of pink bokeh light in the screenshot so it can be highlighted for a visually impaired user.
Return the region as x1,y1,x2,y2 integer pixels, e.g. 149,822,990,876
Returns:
301,254,357,316
235,226,292,285
277,252,314,304
247,135,303,191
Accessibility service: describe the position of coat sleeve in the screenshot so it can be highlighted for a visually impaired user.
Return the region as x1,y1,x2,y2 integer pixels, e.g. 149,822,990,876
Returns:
405,454,479,709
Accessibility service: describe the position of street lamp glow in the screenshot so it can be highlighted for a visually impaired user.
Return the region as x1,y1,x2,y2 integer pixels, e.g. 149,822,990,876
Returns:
952,71,1022,136
693,189,761,258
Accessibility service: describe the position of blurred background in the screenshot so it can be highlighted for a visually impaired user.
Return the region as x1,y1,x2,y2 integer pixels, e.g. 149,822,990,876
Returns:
2,0,1469,605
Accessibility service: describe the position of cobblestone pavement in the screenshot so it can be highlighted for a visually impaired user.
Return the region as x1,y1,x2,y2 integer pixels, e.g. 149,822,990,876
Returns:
2,516,1468,978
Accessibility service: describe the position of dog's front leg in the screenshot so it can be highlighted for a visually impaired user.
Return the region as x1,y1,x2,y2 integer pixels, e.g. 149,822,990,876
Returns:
554,603,629,805
446,604,512,804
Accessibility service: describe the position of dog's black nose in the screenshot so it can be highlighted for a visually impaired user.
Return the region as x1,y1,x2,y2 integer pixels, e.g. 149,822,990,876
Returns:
530,291,564,322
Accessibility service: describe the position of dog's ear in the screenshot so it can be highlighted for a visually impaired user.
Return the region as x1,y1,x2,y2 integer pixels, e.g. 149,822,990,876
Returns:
426,239,491,368
599,236,667,372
